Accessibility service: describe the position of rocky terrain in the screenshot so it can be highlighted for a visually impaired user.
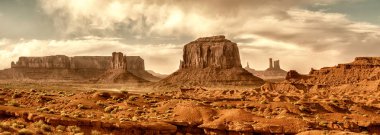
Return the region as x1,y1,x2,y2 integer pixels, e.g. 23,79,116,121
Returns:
1,36,380,134
245,58,288,80
157,35,264,88
0,80,379,134
0,53,160,82
287,57,380,86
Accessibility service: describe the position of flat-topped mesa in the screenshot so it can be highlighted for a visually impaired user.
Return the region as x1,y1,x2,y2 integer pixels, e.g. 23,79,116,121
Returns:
3,53,160,82
12,55,71,69
11,55,111,69
194,35,228,42
157,35,264,88
181,35,242,69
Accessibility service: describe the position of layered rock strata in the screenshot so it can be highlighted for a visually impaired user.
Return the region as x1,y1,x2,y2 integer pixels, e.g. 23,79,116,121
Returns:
286,57,380,85
97,52,148,83
158,35,264,88
0,53,160,82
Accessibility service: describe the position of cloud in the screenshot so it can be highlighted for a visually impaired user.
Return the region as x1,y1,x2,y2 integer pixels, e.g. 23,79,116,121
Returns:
233,8,380,72
1,0,379,74
38,0,339,38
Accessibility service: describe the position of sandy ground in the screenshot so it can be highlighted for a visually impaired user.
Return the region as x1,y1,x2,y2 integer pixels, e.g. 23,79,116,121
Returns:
0,82,379,135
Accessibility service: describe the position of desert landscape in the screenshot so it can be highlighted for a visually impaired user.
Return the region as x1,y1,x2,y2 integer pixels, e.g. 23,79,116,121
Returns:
2,0,380,135
0,35,380,135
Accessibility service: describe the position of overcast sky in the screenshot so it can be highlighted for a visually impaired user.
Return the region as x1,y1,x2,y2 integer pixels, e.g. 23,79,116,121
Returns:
1,0,380,74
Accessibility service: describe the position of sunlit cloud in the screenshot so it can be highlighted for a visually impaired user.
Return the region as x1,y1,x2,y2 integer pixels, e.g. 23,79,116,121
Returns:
0,0,380,74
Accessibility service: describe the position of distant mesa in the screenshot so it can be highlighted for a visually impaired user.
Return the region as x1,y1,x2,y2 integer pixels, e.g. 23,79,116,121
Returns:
96,52,149,83
286,57,380,85
245,58,287,80
157,35,264,88
0,52,160,83
147,70,169,79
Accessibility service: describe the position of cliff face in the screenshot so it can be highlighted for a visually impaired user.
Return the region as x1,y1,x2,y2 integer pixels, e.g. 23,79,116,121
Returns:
70,56,110,69
97,52,148,83
12,56,111,69
126,56,145,71
286,57,380,85
157,35,264,88
2,53,160,82
12,55,71,69
111,52,127,69
181,35,242,69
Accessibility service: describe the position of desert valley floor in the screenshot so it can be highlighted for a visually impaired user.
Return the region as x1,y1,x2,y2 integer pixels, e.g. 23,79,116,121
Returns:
1,36,380,135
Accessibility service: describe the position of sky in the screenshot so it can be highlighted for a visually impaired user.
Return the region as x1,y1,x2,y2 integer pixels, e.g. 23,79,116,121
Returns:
1,0,380,74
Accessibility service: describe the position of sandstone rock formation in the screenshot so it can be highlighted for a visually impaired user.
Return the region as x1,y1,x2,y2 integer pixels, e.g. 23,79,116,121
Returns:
3,55,110,81
0,53,160,82
245,58,287,80
285,70,309,80
126,56,160,82
97,52,148,83
180,35,242,69
11,56,111,69
157,35,264,88
111,52,127,69
286,57,380,86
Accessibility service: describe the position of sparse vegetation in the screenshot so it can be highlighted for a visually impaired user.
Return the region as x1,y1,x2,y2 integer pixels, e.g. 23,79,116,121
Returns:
17,128,33,135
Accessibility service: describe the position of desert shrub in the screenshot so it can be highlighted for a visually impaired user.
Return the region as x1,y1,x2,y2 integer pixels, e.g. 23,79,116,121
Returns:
56,125,66,132
226,104,234,109
104,106,118,113
18,128,33,135
41,124,52,132
91,130,102,135
12,122,25,129
131,116,139,121
1,131,12,135
95,100,107,108
33,120,45,128
298,105,310,112
30,89,37,93
319,121,328,127
135,110,144,115
260,100,268,104
12,93,22,99
77,104,88,109
0,122,11,130
8,100,20,107
36,107,50,112
60,111,69,117
67,125,81,133
128,96,138,101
